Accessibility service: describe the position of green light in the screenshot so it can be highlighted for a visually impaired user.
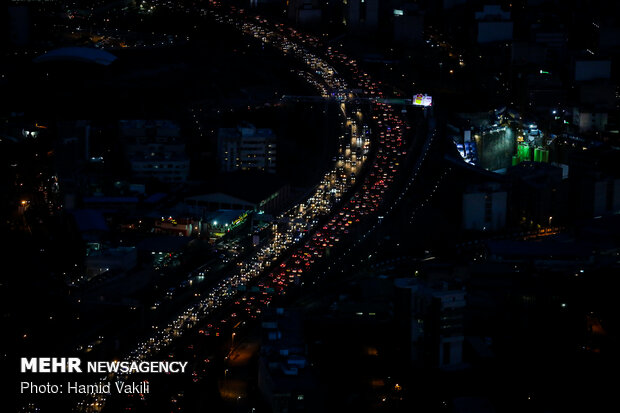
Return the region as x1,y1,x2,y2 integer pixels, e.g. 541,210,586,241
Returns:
540,70,549,74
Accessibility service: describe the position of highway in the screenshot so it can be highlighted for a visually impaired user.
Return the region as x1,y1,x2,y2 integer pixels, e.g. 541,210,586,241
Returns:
76,3,439,412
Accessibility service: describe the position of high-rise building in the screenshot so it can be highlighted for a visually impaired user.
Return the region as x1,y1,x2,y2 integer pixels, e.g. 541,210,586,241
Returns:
288,0,322,26
462,182,508,231
475,5,513,44
258,308,320,412
569,150,620,219
507,162,565,226
344,0,380,33
393,6,424,44
395,278,466,369
217,123,277,174
119,120,189,184
8,6,30,46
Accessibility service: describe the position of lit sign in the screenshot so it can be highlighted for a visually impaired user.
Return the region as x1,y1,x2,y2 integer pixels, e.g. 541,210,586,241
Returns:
393,9,404,16
412,94,432,107
232,212,248,226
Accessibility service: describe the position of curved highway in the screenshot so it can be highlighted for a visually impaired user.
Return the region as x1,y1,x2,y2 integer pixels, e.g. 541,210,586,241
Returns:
77,4,438,412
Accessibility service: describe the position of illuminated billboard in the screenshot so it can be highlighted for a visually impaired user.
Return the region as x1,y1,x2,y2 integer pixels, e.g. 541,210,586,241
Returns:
412,94,433,107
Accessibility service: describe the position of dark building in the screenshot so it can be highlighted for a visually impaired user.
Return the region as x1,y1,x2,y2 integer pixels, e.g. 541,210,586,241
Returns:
393,5,425,44
506,162,566,226
7,5,30,46
288,0,322,26
395,278,466,369
344,0,380,34
568,149,620,219
258,308,321,413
